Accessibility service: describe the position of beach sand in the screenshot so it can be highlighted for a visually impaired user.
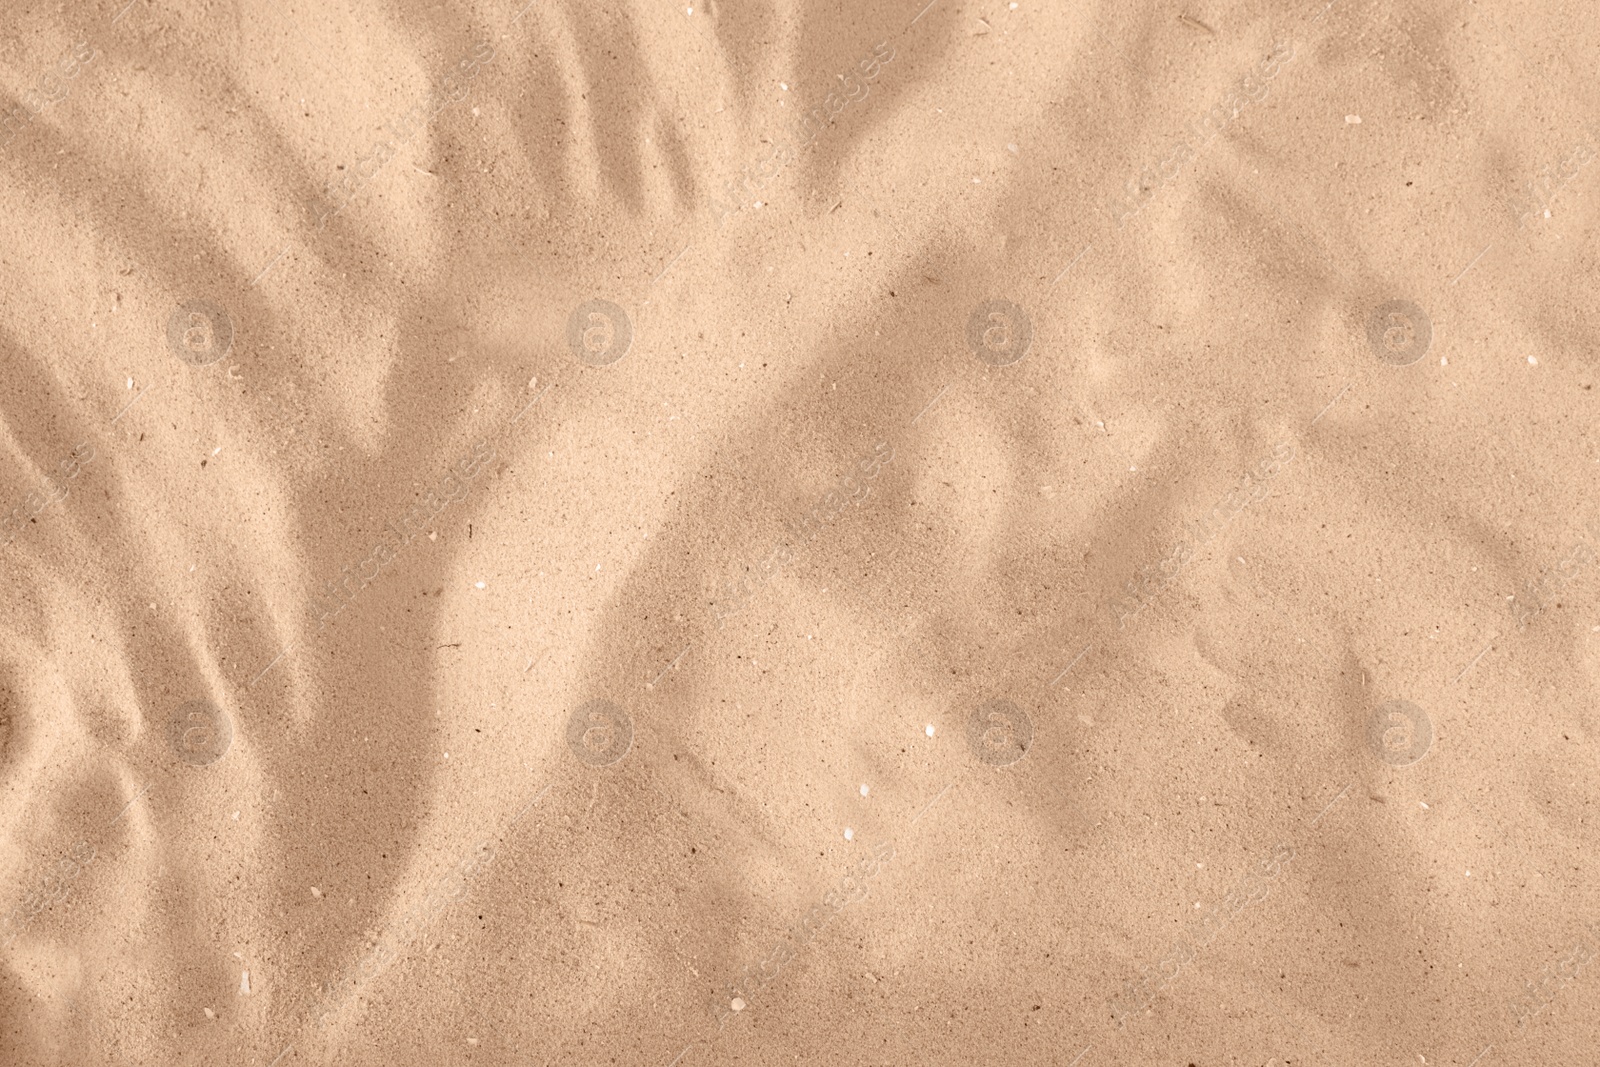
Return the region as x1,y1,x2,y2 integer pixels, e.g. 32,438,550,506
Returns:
2,0,1598,1064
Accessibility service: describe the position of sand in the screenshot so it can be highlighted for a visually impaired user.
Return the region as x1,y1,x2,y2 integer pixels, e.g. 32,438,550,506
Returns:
2,0,1599,1064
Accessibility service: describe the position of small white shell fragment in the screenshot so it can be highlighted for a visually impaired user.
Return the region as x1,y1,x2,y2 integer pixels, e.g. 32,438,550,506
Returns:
204,1007,215,1020
239,971,251,995
731,997,746,1011
1346,114,1361,123
311,886,322,898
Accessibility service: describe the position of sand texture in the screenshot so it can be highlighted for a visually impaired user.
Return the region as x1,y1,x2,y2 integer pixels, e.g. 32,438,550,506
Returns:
2,0,1599,1064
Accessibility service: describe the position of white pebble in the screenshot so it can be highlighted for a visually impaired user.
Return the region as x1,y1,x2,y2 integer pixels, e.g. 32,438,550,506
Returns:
731,997,745,1011
1528,356,1538,365
925,724,935,737
1345,114,1361,124
475,581,486,588
311,886,322,898
844,827,854,841
204,1007,215,1020
860,784,869,797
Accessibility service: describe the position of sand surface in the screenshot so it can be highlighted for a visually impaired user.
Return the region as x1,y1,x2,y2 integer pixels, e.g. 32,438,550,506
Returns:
3,0,1599,1064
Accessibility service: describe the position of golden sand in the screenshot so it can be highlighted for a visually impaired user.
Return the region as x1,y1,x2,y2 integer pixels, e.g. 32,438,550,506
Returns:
2,1,1598,1064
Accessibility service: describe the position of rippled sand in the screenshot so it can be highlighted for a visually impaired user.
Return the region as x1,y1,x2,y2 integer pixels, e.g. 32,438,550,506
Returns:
2,1,1598,1064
